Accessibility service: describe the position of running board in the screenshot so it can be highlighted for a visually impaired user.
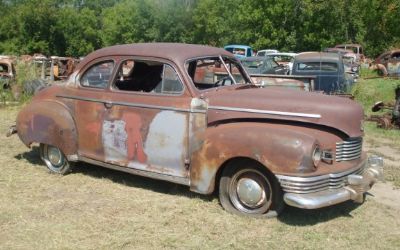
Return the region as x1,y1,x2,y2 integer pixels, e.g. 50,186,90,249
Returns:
79,156,190,186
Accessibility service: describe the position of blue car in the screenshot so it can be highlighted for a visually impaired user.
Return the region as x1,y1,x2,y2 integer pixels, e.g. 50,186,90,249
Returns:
292,52,355,93
224,45,253,59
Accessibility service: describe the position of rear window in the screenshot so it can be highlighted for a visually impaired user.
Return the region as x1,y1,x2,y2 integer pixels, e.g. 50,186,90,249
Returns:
297,62,338,72
257,51,266,57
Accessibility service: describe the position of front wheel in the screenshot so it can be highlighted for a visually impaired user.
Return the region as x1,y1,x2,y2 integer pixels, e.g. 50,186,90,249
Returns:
219,160,284,217
40,144,72,175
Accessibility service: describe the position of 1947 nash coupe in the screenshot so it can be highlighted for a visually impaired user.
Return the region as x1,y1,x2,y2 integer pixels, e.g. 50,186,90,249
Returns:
8,43,383,217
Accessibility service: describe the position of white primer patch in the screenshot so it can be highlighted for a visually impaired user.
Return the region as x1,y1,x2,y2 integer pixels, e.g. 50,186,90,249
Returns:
144,111,187,176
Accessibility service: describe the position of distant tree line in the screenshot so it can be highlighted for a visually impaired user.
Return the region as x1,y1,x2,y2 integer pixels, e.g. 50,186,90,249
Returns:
0,0,399,58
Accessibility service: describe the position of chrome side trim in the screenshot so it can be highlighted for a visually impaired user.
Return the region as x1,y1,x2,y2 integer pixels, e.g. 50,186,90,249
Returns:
79,156,190,186
208,106,321,119
56,95,206,113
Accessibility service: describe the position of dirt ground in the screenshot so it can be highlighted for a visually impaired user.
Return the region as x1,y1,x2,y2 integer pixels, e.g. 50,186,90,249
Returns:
1,106,399,249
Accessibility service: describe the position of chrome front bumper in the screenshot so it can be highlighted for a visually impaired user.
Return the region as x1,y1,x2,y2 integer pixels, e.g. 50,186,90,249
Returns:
276,156,384,209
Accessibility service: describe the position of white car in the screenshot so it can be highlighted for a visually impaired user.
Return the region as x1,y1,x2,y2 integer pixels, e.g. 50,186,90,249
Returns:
256,49,279,57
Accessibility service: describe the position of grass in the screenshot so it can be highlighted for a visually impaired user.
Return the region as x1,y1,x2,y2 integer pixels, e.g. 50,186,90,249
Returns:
1,103,400,249
351,76,400,187
352,77,399,116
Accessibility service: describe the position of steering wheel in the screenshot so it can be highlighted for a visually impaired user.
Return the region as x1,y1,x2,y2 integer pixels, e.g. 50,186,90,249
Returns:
213,76,231,87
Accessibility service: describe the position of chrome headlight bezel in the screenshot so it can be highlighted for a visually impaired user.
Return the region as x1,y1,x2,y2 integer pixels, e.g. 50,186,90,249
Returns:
312,145,322,167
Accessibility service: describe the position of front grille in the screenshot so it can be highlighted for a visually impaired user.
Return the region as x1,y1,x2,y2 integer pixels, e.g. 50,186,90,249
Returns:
277,165,365,194
336,137,363,162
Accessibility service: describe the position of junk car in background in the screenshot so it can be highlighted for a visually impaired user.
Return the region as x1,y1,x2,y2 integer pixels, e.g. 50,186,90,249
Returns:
292,52,355,93
8,43,383,217
256,49,279,57
266,52,298,74
241,56,288,75
224,45,253,59
335,44,364,63
0,56,16,89
324,48,360,80
373,49,400,77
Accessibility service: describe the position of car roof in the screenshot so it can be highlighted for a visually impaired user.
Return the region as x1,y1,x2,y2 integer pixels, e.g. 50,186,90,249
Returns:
240,56,272,62
295,52,340,62
267,52,297,57
335,44,362,48
224,45,252,50
0,58,13,66
377,49,400,59
77,43,233,71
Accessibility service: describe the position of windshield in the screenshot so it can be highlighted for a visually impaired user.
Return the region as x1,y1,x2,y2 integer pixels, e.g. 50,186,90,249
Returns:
268,55,294,64
187,56,251,90
343,56,354,65
242,59,264,69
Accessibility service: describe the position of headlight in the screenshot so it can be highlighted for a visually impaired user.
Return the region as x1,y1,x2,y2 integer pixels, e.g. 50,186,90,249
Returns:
352,66,358,72
312,145,322,167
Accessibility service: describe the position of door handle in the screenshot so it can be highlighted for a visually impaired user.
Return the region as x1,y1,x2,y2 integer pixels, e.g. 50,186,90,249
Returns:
104,101,113,109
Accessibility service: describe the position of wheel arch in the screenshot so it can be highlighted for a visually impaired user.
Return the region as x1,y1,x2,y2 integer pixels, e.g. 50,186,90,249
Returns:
189,122,319,195
16,100,78,158
213,157,278,195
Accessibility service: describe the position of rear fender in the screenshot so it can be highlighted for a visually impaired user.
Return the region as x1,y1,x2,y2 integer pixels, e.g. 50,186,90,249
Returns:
189,122,317,194
16,100,78,158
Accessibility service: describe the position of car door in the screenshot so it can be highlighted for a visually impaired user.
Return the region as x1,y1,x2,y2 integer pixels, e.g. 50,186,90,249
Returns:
101,58,191,178
70,58,116,161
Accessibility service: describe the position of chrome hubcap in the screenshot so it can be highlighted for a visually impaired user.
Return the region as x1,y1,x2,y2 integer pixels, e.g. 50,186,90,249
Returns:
236,178,266,208
47,146,62,167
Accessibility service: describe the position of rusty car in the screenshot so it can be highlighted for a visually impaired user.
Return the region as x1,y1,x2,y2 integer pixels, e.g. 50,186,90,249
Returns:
335,44,364,63
0,56,16,89
373,49,400,77
8,43,383,217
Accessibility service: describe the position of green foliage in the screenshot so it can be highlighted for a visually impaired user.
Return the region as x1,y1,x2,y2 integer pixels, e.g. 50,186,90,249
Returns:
14,61,37,86
352,78,399,115
0,0,399,57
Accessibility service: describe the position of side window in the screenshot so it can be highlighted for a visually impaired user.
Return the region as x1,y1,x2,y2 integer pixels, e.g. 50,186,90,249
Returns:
187,57,249,90
81,61,114,89
153,65,184,94
113,59,183,95
297,62,338,72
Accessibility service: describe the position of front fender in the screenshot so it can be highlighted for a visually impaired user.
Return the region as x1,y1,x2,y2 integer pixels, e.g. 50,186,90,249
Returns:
189,122,318,194
16,100,78,157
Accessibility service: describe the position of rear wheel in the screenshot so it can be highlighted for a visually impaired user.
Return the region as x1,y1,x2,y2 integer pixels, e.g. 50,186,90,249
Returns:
40,144,72,175
219,160,284,217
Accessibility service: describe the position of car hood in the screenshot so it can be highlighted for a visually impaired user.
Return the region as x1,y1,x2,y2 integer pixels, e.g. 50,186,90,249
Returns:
203,86,364,137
